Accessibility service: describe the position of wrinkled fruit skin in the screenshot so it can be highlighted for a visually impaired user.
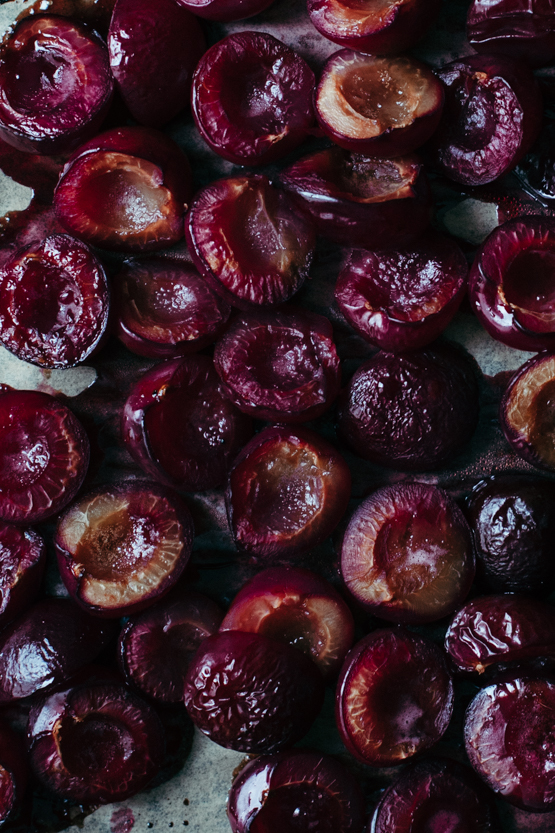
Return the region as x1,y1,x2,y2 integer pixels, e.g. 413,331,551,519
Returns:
0,521,46,626
467,0,555,67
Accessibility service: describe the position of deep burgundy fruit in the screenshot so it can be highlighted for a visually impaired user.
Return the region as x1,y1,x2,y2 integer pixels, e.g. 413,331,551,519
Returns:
500,353,555,472
0,15,113,155
467,0,555,67
279,148,432,250
341,483,475,624
55,481,194,617
122,355,252,492
336,628,454,767
220,566,355,678
114,257,231,359
315,52,444,158
335,232,468,352
227,749,365,833
465,676,555,811
0,719,28,825
370,756,500,832
226,425,351,560
469,216,555,352
54,126,193,252
0,234,110,368
433,54,543,186
174,0,274,21
184,630,325,753
213,307,340,422
467,474,555,595
108,0,206,127
27,674,165,804
118,587,223,703
0,389,89,525
191,32,315,167
338,344,480,470
185,174,316,308
0,521,46,626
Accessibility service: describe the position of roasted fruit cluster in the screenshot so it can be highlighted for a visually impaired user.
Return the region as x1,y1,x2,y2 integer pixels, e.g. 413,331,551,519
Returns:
1,0,555,831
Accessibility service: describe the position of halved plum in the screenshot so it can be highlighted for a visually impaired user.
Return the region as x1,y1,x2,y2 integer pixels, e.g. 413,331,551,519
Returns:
174,0,274,20
0,233,110,368
338,344,480,470
55,481,194,617
121,355,252,492
183,630,325,753
108,0,206,127
27,674,165,804
191,32,315,166
213,307,340,422
469,216,555,352
54,126,193,252
0,15,113,155
220,566,354,678
0,522,46,626
465,676,555,811
370,756,500,833
336,628,454,766
467,0,555,68
446,594,555,677
0,390,89,525
433,54,543,186
114,257,230,359
467,474,555,596
315,51,444,158
226,425,351,560
118,587,223,703
0,598,116,703
307,0,442,55
500,353,555,472
335,232,468,352
279,147,432,249
0,719,28,825
341,483,475,624
227,749,365,833
185,174,316,308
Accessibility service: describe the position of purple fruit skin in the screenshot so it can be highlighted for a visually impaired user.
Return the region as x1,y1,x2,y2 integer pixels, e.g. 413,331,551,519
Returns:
467,0,555,67
0,523,46,626
184,631,325,753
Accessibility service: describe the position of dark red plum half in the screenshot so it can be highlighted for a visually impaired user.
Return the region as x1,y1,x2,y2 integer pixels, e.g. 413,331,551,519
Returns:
213,307,340,422
469,216,555,352
370,756,500,833
122,355,252,492
0,522,46,626
465,676,555,811
307,0,442,55
0,390,89,525
185,175,316,308
191,32,314,167
175,0,274,20
220,566,355,679
108,0,206,127
0,234,110,368
467,474,555,596
467,0,555,67
0,598,115,703
114,257,230,359
279,148,432,249
335,233,468,352
315,51,444,158
227,749,365,833
118,588,223,703
500,353,555,472
54,126,193,252
433,54,543,187
0,720,28,825
338,344,480,471
446,594,555,678
341,483,475,624
183,630,325,753
0,15,113,155
226,425,351,560
336,629,454,767
27,675,165,804
55,481,194,617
